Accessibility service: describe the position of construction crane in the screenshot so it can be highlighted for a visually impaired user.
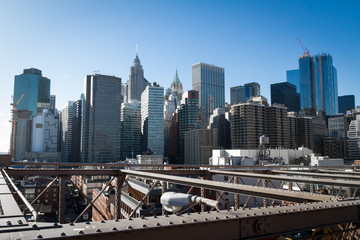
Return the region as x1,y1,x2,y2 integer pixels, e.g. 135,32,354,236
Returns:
297,37,310,57
11,93,26,111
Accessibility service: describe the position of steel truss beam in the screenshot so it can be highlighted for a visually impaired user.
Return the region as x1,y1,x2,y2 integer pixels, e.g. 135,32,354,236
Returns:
0,200,359,240
210,169,360,188
122,170,334,202
272,170,360,181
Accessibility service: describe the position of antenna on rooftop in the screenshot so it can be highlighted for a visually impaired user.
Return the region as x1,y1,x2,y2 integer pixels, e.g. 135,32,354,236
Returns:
136,43,139,55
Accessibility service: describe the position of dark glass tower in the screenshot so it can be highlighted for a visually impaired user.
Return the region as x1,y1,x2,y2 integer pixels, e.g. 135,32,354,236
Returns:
299,55,316,110
271,82,300,112
338,95,355,114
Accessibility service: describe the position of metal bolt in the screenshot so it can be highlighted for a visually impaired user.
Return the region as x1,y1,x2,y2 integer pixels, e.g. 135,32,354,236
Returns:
169,221,174,224
204,218,208,221
32,224,38,228
165,214,169,217
115,219,120,222
193,219,197,222
60,232,66,236
53,222,58,227
141,216,145,219
96,229,102,233
187,212,190,215
181,220,186,223
18,220,23,225
70,223,74,226
142,224,147,228
78,231,84,234
37,235,43,239
112,227,118,231
85,221,90,224
156,223,161,226
153,215,157,218
214,217,219,220
224,216,229,219
253,213,257,216
127,226,133,229
6,221,11,226
100,220,106,223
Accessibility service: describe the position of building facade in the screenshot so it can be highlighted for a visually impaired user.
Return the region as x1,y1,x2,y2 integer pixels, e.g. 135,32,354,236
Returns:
120,102,142,160
230,82,260,105
286,69,300,93
338,95,355,115
81,74,122,163
271,82,300,112
184,128,218,165
314,53,338,116
299,55,316,110
192,63,224,120
141,84,164,155
208,108,231,149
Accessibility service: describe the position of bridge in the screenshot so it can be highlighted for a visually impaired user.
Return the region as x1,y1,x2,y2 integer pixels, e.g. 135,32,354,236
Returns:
0,160,360,239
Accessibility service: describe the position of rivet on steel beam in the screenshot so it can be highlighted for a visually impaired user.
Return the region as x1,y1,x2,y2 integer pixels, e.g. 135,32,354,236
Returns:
60,232,66,237
284,210,288,213
6,221,11,226
204,218,208,221
207,211,210,213
112,227,118,231
193,219,197,222
261,212,265,215
224,216,229,219
214,217,219,220
115,219,120,222
142,224,147,228
127,226,133,229
268,212,272,214
156,223,161,226
227,209,230,211
277,211,280,213
153,215,157,218
169,221,174,224
70,223,75,226
187,212,190,215
18,220,23,225
197,211,201,214
53,222,59,227
78,231,85,234
141,216,145,219
181,220,186,223
245,214,249,216
165,214,169,217
85,221,90,224
253,213,257,216
37,235,43,239
32,224,38,228
101,220,106,223
234,215,239,218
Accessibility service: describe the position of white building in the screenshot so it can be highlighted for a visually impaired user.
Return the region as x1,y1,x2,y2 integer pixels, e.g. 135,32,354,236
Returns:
310,154,344,167
211,147,312,165
347,115,360,159
141,84,164,155
31,109,58,152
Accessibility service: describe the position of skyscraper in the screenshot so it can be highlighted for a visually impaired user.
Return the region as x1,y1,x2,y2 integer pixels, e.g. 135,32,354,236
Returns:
338,95,355,115
230,82,260,105
192,63,224,120
124,54,150,103
13,68,50,116
177,90,200,163
120,101,142,160
286,69,300,93
314,53,338,115
165,70,183,101
271,82,300,112
141,84,164,155
299,55,316,110
81,74,122,163
208,108,231,149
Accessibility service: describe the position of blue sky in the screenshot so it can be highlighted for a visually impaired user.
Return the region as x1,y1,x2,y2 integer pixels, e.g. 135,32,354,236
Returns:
0,0,359,152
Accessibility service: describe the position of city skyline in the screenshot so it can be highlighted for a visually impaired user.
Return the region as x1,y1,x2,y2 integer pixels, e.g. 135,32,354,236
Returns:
0,0,359,152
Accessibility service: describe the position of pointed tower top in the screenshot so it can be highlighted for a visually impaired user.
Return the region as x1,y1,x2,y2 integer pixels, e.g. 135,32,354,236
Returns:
133,54,141,66
173,69,181,84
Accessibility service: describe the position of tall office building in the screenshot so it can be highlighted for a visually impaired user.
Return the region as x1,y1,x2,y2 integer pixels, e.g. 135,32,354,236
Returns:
338,95,355,115
177,90,200,163
81,74,122,163
164,92,180,158
11,68,52,160
13,68,50,116
314,53,338,115
271,82,300,112
299,55,316,110
141,84,164,155
124,54,150,103
328,114,349,138
60,99,82,162
230,82,260,105
120,101,142,160
286,69,300,93
267,104,290,149
192,63,224,120
347,115,360,160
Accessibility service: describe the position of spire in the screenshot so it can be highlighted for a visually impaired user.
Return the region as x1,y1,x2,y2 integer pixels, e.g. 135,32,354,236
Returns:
133,54,141,66
173,69,181,84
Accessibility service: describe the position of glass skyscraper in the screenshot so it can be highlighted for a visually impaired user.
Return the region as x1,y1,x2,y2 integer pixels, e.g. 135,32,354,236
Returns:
230,82,260,105
141,84,164,155
192,63,224,120
271,82,300,112
286,69,300,93
338,95,355,114
299,55,316,110
81,74,122,163
314,53,338,116
14,68,50,116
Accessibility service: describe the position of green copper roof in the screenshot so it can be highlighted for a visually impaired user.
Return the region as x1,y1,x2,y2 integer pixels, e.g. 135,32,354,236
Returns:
173,70,181,84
